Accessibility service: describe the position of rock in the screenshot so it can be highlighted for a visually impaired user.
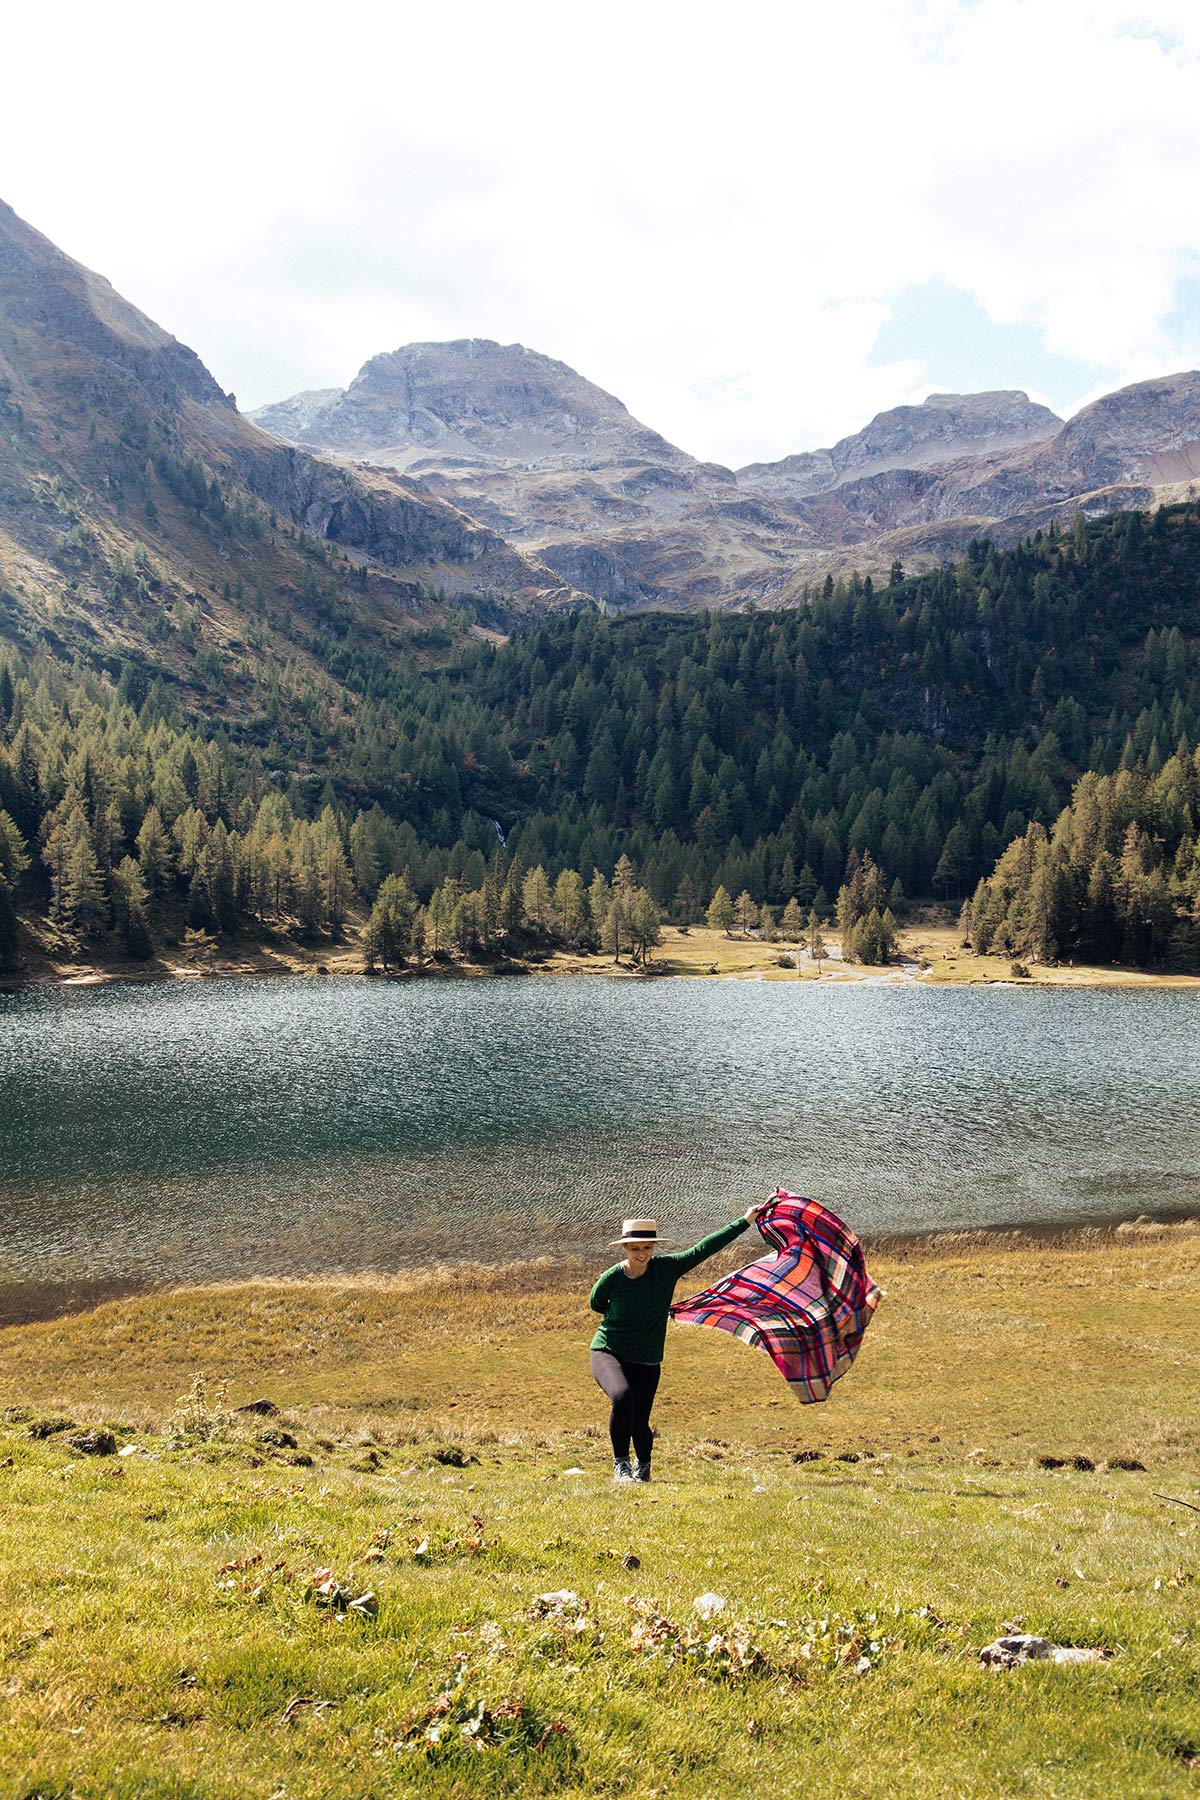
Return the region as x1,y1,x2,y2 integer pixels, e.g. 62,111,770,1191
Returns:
27,1417,75,1440
980,1634,1109,1669
621,1554,641,1570
531,1590,583,1616
791,1449,821,1464
693,1593,727,1619
1106,1456,1146,1472
235,1399,278,1416
431,1445,478,1468
68,1428,117,1456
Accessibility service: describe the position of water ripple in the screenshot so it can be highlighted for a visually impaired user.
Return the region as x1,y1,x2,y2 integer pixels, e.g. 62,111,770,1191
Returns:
0,978,1197,1302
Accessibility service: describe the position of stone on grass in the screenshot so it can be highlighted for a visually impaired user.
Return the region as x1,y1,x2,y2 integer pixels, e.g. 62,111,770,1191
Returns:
532,1590,582,1616
68,1428,117,1457
980,1634,1109,1669
431,1445,478,1468
27,1418,75,1441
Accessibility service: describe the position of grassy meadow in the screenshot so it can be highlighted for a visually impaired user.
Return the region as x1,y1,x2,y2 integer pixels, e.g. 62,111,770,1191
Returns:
1,1225,1198,1798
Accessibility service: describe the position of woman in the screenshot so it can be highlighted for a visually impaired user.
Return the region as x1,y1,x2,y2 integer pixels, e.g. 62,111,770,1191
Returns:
589,1204,767,1482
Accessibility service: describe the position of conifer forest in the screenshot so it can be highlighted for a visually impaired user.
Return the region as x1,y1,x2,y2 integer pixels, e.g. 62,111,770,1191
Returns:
2,501,1200,975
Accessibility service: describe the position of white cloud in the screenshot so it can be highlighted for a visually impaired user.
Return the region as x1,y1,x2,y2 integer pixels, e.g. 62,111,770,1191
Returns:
1,0,1198,464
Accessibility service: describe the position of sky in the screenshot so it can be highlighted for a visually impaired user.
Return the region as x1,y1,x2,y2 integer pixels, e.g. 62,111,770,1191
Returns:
3,0,1200,468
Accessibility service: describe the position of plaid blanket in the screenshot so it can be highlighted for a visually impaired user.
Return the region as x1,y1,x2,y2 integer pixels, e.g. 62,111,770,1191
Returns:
670,1191,880,1403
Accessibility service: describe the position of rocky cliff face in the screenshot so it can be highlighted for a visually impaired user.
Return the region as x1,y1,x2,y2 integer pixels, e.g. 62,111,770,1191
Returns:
253,342,1200,607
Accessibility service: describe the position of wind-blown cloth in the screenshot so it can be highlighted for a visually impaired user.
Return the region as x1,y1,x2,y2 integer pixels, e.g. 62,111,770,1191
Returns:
670,1192,880,1403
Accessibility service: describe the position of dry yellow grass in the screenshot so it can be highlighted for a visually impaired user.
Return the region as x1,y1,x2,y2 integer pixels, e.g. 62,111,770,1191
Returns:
2,1227,1198,1798
910,924,1200,988
4,1225,1197,1472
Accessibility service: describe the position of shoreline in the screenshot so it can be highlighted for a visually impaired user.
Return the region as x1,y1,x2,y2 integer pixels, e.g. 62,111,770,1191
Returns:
3,1212,1196,1330
6,918,1200,995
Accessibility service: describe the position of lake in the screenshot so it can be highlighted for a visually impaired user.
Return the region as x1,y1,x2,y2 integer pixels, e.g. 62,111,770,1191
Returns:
1,976,1198,1318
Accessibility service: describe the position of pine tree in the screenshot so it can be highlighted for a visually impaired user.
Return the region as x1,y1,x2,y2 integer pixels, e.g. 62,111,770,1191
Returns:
0,808,29,971
602,892,629,962
111,855,153,959
672,871,699,925
135,804,173,897
781,896,804,940
613,853,637,900
501,856,525,934
734,889,758,934
588,869,611,941
806,907,827,971
365,873,418,971
628,887,661,964
553,868,589,945
522,864,553,932
707,884,735,935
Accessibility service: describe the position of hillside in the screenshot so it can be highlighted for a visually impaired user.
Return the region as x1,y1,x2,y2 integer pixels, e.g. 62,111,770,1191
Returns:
0,198,580,700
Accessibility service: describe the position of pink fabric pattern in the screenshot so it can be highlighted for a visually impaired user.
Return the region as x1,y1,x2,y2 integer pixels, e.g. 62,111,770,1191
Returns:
670,1190,880,1403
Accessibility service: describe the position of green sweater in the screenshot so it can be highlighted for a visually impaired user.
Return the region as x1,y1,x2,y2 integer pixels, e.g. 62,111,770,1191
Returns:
588,1218,751,1364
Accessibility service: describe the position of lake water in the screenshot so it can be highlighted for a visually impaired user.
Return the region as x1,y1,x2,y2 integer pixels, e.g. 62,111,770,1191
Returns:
1,976,1198,1318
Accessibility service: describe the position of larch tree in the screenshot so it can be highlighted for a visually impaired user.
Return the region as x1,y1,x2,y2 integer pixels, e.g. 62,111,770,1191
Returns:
707,885,735,935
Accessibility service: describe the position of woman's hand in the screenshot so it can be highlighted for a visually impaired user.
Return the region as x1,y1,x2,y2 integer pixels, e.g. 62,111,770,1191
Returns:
743,1199,772,1224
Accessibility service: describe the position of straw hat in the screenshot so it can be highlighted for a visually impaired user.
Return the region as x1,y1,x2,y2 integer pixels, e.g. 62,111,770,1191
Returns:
612,1217,664,1245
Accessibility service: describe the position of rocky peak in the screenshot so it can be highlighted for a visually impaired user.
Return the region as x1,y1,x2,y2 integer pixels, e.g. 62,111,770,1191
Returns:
738,389,1061,498
250,338,694,475
1050,371,1200,487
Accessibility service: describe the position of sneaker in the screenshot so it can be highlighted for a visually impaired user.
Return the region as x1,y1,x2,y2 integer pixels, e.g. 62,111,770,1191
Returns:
632,1459,652,1483
613,1459,634,1483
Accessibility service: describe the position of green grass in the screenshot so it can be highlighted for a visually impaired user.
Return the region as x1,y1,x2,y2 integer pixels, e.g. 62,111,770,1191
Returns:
1,1228,1198,1797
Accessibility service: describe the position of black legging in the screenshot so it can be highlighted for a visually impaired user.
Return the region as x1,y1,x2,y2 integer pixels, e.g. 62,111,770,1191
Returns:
590,1350,661,1464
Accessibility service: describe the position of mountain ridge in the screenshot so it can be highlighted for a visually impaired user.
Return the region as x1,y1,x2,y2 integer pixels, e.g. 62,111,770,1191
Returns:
253,344,1200,607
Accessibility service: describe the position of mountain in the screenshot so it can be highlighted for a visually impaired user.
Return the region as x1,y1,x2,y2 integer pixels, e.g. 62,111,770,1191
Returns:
253,339,739,610
736,390,1062,497
255,346,1200,609
251,339,694,475
0,200,580,703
